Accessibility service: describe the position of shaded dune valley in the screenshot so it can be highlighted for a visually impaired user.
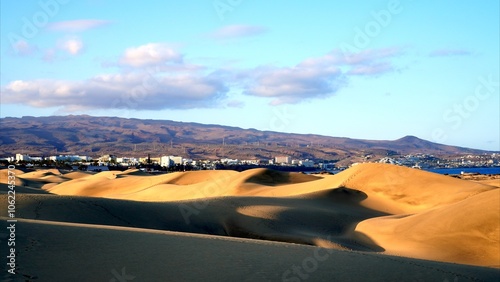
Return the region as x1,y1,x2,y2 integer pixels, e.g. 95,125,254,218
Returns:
1,163,499,281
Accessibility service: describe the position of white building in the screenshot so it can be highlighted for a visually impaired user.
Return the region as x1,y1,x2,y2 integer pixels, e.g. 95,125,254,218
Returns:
98,155,117,162
160,156,172,167
183,159,194,166
48,155,90,162
160,156,183,167
299,160,315,167
15,154,31,162
171,156,183,165
221,158,239,165
378,157,396,164
116,157,139,166
0,157,14,162
275,156,291,164
241,159,260,165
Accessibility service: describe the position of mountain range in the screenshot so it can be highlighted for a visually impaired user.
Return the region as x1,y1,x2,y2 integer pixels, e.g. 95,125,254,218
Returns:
0,115,493,165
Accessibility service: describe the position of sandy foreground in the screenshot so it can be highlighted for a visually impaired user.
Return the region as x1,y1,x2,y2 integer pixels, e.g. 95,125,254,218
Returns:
0,163,499,281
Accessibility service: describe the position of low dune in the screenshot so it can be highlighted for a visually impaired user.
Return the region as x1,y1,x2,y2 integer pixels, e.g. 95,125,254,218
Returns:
0,168,26,187
1,163,499,281
16,168,62,179
59,171,94,180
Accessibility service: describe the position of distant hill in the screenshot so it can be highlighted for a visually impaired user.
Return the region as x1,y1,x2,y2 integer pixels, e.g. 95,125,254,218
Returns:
0,115,492,165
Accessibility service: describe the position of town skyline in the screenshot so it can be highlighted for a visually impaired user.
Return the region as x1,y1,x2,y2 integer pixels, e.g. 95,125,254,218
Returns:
1,1,499,151
2,115,499,170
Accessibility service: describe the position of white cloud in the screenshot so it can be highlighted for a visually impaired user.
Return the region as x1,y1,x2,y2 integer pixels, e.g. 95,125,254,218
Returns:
242,47,403,104
2,43,404,110
342,47,403,65
119,43,182,67
59,38,84,55
299,47,403,66
243,64,344,105
1,72,228,111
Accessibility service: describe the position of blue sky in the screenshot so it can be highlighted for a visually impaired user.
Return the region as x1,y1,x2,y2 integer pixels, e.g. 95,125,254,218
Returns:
1,0,499,151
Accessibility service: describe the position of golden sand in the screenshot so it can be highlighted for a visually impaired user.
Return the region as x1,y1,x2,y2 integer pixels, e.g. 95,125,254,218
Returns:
1,163,498,280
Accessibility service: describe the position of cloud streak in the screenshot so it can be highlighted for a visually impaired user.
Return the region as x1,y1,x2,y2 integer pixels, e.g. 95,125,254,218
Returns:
119,43,183,67
348,62,393,75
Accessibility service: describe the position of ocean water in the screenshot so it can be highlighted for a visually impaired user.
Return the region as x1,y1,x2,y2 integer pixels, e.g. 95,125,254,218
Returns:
424,167,500,175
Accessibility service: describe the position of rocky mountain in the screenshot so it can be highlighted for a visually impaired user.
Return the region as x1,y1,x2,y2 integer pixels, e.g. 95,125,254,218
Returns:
0,115,492,165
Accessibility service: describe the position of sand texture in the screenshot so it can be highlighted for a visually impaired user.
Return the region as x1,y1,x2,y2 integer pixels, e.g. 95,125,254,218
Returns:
1,163,499,281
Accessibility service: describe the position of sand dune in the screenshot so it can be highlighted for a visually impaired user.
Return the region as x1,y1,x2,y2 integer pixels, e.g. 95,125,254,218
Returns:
2,218,498,282
355,188,500,267
16,168,62,179
0,168,26,187
36,164,496,211
1,163,499,280
58,170,93,179
334,163,496,213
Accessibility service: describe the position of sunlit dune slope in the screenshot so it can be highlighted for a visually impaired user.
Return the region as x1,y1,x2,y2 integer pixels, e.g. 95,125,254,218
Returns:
355,188,500,267
327,163,496,213
41,164,495,212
